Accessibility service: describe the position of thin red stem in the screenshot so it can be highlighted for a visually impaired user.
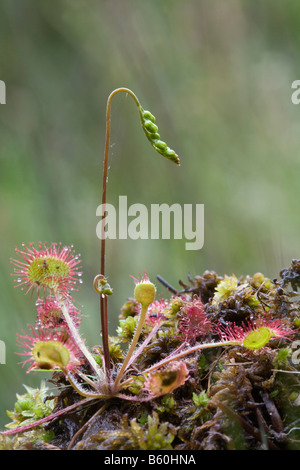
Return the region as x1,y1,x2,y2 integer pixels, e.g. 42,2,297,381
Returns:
100,88,140,382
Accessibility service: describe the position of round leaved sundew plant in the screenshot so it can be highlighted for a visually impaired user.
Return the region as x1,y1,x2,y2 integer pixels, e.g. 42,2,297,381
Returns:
1,89,300,451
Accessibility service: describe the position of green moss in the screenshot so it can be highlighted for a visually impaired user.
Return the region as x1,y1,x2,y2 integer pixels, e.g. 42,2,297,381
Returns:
136,412,177,450
6,381,54,430
4,262,300,450
192,390,209,407
117,315,139,341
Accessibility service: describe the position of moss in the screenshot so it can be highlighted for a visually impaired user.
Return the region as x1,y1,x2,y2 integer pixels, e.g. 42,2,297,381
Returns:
5,382,54,430
3,260,300,450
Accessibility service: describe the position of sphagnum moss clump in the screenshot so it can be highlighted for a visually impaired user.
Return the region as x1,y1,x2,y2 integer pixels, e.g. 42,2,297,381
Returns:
2,89,300,450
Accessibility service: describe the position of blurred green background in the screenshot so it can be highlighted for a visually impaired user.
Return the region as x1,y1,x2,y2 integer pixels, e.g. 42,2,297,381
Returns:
0,0,300,429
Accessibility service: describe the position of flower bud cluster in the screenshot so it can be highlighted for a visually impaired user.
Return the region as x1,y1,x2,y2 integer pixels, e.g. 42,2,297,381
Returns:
139,107,180,166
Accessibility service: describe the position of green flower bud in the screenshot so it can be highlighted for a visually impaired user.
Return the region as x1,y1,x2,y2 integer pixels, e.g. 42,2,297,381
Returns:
164,147,180,165
134,281,156,309
149,132,161,140
142,110,156,122
144,120,159,134
165,148,176,157
138,103,180,165
154,140,168,151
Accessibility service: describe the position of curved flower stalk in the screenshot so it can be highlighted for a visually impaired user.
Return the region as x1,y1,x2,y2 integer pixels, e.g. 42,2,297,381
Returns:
97,88,180,381
7,88,182,420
